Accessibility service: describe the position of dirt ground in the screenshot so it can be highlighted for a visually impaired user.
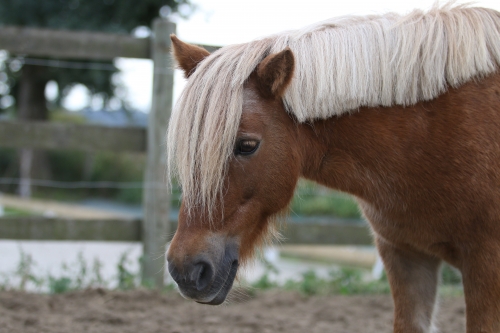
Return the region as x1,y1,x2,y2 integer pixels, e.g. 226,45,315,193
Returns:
0,289,466,333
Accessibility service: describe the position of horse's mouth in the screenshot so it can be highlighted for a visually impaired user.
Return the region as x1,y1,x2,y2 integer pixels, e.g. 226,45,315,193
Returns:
196,259,239,305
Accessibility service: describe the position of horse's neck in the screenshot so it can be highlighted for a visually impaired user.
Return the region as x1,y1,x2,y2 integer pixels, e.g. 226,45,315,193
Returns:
298,105,408,203
298,71,500,211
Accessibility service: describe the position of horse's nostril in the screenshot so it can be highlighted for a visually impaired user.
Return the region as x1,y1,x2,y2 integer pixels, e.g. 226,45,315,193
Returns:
167,261,180,282
194,261,213,291
168,259,214,292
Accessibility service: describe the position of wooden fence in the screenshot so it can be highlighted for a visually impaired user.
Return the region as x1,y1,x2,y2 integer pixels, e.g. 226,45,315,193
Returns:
0,19,180,288
0,21,372,288
0,216,372,245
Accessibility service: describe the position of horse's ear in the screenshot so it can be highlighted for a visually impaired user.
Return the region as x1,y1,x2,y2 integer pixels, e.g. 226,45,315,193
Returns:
171,34,211,78
255,48,295,99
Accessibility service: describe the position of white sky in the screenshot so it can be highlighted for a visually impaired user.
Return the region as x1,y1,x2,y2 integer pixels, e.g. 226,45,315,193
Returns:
63,0,500,112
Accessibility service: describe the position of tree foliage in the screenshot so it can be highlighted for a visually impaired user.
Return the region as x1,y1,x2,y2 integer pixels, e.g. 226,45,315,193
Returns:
0,0,192,112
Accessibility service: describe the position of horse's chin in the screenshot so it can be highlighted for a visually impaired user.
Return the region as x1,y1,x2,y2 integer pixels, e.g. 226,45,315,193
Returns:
195,259,239,305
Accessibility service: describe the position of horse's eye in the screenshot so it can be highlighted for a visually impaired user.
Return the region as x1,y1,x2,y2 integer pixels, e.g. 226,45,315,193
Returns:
235,139,260,156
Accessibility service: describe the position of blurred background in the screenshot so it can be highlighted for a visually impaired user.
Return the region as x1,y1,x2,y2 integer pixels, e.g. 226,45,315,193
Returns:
0,0,497,303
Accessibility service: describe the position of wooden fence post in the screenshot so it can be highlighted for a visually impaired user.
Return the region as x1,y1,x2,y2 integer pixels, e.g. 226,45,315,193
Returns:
142,18,175,288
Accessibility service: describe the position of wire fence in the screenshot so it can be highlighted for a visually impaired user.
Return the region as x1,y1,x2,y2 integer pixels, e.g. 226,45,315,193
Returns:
0,178,159,189
0,177,352,197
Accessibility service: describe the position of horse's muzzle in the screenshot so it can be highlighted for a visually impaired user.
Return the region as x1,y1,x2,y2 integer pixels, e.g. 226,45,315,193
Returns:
167,241,239,305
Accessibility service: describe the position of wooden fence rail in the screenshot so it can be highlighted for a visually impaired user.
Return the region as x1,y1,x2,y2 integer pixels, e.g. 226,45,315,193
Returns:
0,26,151,60
0,121,146,153
0,217,373,246
0,217,142,242
0,25,219,60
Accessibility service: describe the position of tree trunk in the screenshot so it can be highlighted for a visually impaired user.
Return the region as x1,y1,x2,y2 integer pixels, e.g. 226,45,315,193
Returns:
16,64,50,198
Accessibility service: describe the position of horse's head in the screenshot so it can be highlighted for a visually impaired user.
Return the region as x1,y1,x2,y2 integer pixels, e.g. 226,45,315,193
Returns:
167,36,302,305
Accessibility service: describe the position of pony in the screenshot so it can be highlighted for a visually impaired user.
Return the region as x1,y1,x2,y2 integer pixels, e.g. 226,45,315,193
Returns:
166,3,500,333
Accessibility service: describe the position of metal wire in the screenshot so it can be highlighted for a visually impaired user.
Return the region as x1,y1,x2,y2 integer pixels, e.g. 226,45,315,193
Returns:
0,178,165,189
3,57,174,74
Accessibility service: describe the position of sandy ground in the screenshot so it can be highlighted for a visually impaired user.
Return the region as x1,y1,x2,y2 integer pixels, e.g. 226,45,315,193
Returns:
0,289,466,333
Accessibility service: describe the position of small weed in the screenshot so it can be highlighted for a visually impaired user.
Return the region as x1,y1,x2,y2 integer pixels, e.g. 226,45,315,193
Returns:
48,276,72,294
0,249,139,293
74,252,88,289
2,247,464,297
117,251,140,290
251,257,279,290
298,270,323,295
15,248,44,291
258,264,462,296
280,268,391,296
138,255,155,289
90,258,106,287
252,273,278,290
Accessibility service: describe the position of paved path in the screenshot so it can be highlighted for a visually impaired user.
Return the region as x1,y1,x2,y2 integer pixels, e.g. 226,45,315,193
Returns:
0,193,129,219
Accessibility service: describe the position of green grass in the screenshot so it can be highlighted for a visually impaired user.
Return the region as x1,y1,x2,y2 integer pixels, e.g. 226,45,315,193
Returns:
2,206,36,217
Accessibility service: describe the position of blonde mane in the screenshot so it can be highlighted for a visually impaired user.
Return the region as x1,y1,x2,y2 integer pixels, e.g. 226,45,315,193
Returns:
167,3,500,216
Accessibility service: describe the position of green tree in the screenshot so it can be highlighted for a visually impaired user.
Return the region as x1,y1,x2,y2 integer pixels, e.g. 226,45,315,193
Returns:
0,0,192,113
0,0,192,196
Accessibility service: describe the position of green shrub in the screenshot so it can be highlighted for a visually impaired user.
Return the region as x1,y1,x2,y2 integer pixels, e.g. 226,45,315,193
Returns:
47,150,86,181
31,150,146,203
441,264,462,285
116,187,142,204
0,148,16,177
0,148,18,193
291,180,361,218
